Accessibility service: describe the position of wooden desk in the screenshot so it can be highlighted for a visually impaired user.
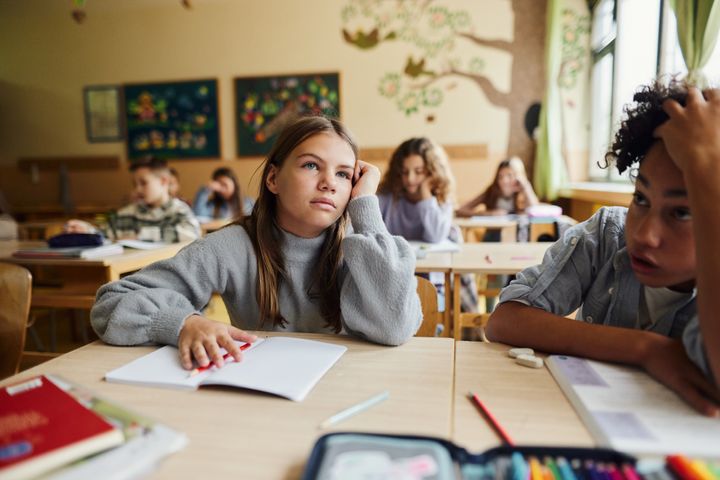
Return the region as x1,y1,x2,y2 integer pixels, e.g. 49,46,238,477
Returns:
454,216,518,243
450,243,550,339
0,333,455,479
415,252,453,336
17,219,69,240
0,240,189,309
453,341,593,449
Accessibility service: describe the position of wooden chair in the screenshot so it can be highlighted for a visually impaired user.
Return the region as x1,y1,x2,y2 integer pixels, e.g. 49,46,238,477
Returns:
415,276,442,337
454,312,491,341
0,263,32,379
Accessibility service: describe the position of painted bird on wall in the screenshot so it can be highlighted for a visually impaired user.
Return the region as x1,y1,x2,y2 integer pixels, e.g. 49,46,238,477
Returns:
403,56,435,78
342,28,397,49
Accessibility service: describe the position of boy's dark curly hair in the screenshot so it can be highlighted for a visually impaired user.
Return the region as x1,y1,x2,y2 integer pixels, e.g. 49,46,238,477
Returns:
605,79,690,174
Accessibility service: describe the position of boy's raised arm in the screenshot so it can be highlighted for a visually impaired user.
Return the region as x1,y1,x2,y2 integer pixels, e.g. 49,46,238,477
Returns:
655,87,720,386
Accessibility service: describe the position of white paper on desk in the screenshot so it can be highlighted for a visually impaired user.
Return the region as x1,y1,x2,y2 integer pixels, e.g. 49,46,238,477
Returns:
117,239,170,250
468,214,518,223
105,337,347,402
547,355,720,457
408,239,460,257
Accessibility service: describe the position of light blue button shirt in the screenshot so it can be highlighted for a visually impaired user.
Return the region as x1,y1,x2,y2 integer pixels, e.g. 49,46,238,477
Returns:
499,206,712,382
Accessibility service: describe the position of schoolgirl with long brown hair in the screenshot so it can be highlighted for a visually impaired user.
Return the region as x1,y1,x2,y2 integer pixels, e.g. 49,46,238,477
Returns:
91,115,422,370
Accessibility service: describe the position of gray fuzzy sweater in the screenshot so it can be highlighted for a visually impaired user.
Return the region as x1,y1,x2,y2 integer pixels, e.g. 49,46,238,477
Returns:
90,195,422,346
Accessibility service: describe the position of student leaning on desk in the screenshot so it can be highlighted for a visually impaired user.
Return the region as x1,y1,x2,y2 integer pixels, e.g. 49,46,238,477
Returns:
487,80,720,416
90,115,422,370
65,157,201,243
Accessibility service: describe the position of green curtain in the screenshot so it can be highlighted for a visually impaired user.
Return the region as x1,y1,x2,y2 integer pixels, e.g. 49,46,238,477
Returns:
668,0,720,86
534,0,567,201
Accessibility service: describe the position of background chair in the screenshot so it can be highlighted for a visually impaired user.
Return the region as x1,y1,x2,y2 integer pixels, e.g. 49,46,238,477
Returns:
415,275,443,337
0,262,32,379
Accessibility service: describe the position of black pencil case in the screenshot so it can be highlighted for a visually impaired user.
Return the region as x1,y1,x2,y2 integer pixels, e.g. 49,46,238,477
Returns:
48,232,105,248
301,431,637,480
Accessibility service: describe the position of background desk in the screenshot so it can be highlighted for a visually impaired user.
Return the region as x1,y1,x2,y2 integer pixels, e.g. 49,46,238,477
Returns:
0,241,189,309
450,242,550,339
0,333,455,479
454,216,518,243
453,341,593,449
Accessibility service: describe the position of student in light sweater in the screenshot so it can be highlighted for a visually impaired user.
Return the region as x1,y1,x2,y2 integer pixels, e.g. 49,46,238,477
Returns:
376,137,478,313
377,137,455,243
91,116,422,370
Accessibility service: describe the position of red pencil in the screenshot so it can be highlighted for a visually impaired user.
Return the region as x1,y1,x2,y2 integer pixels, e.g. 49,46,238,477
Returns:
469,392,515,446
188,342,252,377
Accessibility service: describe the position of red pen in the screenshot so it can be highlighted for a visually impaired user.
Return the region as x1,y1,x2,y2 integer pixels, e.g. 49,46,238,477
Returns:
188,342,252,377
469,392,514,446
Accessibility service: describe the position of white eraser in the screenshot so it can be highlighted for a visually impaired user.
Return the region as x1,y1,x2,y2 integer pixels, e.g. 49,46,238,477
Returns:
515,354,544,368
508,348,535,358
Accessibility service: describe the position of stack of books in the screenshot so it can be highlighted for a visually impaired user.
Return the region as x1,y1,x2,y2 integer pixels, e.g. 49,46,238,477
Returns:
0,375,186,480
12,243,124,260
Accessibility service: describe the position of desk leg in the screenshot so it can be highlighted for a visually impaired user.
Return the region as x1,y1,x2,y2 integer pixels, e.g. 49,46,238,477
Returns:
500,225,516,242
106,267,120,282
444,272,451,337
453,274,462,340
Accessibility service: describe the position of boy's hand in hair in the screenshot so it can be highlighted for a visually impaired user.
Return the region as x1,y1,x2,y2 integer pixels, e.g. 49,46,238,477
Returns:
351,159,381,199
178,314,258,370
655,87,720,174
641,335,720,417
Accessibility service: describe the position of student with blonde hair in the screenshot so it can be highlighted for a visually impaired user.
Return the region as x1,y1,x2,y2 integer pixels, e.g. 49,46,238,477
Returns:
91,116,422,370
456,156,538,218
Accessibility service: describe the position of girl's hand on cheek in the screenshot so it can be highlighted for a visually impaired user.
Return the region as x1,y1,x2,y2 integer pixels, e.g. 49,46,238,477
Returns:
351,160,381,199
418,177,434,200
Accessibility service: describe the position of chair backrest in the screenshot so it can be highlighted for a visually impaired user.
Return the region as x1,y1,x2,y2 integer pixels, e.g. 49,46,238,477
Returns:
415,276,442,337
0,262,32,378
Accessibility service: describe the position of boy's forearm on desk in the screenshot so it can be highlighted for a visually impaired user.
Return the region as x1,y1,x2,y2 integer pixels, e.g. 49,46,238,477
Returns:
486,302,658,366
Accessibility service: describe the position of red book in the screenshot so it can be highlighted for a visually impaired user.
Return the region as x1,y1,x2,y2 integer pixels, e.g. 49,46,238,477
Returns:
0,375,124,480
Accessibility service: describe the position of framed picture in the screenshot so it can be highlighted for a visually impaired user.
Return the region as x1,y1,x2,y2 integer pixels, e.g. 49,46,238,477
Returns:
123,78,220,160
83,85,123,142
234,72,340,157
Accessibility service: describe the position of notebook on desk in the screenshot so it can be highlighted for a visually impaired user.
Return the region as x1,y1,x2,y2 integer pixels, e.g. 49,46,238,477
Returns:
105,337,347,402
546,355,720,457
12,243,124,260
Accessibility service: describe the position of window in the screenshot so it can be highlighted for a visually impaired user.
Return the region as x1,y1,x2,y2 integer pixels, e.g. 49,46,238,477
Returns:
659,1,720,82
588,0,662,182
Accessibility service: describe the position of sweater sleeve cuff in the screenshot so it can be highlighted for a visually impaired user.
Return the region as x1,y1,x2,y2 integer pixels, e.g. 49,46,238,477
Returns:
347,195,388,234
148,309,201,346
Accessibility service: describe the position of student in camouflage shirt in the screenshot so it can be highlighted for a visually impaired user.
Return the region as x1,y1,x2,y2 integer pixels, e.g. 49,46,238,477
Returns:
66,157,200,243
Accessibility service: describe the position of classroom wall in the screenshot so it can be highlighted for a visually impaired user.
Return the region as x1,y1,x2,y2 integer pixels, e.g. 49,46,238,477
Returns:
0,0,554,210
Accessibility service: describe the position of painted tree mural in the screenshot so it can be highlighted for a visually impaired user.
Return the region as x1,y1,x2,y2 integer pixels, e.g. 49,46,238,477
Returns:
341,0,547,163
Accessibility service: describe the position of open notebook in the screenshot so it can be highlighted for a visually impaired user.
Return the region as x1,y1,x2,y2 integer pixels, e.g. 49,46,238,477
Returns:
105,337,347,402
547,355,720,457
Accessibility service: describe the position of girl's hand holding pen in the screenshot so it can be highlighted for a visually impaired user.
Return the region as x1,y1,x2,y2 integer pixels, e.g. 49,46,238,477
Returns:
351,159,381,199
178,314,257,370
